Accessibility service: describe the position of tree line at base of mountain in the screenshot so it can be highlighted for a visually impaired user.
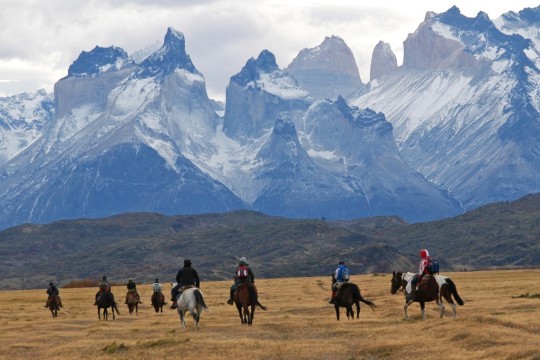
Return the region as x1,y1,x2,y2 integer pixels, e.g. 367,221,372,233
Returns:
0,193,538,290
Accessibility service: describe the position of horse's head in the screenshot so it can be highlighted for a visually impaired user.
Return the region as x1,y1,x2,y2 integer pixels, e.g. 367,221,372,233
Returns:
391,271,403,294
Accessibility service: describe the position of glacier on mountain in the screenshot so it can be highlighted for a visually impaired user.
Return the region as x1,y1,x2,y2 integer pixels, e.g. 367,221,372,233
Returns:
3,4,540,229
353,6,540,210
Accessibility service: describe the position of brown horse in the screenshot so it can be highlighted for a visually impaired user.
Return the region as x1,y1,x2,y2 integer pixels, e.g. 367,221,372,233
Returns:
234,283,267,325
97,291,120,320
391,271,464,320
151,291,166,313
126,292,139,315
332,281,376,321
46,295,61,318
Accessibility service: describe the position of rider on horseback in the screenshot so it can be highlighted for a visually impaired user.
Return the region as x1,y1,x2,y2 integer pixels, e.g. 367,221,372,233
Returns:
152,278,163,294
171,259,200,309
330,260,350,304
227,256,255,305
44,282,63,308
124,278,143,304
94,275,111,305
407,249,431,302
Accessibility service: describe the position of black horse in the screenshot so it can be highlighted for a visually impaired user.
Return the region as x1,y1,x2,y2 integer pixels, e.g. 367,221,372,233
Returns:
332,274,376,321
96,292,120,320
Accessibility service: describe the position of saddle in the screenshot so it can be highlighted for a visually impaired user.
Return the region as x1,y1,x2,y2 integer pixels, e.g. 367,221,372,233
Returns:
418,274,434,290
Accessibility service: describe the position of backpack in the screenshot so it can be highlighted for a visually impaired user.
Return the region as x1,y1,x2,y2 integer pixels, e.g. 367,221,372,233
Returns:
339,266,350,281
427,258,440,274
237,265,249,279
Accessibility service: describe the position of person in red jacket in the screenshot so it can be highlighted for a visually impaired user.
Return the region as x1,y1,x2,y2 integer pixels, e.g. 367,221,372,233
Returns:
406,249,430,302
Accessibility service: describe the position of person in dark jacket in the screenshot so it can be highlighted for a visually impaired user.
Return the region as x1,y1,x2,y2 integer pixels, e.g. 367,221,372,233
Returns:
124,278,143,304
94,275,111,305
170,259,200,309
226,257,255,305
44,282,63,308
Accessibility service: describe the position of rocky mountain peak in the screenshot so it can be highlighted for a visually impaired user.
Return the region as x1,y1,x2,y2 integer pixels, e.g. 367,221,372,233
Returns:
139,27,200,77
285,35,362,99
370,41,398,81
67,46,131,78
230,50,279,86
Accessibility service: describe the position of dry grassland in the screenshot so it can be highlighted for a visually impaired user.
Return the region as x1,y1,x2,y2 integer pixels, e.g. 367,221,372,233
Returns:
0,269,539,360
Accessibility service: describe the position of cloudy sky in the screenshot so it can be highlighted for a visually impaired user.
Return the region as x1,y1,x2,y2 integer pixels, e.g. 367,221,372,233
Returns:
1,0,539,101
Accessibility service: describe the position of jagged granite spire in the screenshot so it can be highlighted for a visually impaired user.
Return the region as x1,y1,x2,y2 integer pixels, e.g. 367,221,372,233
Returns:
286,35,363,99
230,50,279,86
370,41,398,81
139,27,200,77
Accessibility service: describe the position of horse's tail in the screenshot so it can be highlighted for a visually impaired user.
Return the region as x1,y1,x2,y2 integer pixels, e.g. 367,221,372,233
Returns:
256,300,268,311
446,278,464,306
353,284,376,312
194,289,209,311
113,301,121,315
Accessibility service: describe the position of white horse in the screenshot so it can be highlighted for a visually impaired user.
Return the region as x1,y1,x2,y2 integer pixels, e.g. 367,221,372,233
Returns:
391,271,464,320
171,283,209,330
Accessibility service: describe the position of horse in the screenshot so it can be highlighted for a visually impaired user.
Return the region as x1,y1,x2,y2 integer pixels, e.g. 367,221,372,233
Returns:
151,291,166,313
234,283,267,325
391,271,464,320
126,291,139,315
171,283,209,330
331,278,376,321
96,291,120,320
46,295,61,318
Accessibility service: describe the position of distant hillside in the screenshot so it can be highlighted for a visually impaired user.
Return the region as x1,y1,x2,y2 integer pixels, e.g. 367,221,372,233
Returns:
1,194,539,289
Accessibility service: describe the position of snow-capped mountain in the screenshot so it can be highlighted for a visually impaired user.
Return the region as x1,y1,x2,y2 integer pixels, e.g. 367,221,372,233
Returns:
300,96,461,221
0,27,246,229
494,6,540,66
353,6,540,210
286,36,364,99
8,5,540,230
0,89,53,165
223,50,311,142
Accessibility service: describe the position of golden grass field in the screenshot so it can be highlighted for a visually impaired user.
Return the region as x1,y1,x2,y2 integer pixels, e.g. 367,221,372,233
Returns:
0,269,539,360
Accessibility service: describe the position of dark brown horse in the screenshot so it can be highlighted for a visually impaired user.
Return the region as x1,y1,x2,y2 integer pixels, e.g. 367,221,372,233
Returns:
234,283,267,325
151,291,166,313
46,295,61,318
332,281,376,321
97,291,120,320
126,292,139,315
391,271,464,320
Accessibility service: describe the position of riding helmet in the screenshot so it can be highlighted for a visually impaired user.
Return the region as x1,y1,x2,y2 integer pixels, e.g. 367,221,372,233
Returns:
338,260,345,265
420,249,429,258
184,259,192,267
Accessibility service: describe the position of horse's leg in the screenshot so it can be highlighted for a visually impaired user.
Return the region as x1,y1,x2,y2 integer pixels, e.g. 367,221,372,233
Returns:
404,301,411,320
189,306,200,330
420,302,426,320
177,309,186,331
437,299,444,318
334,304,340,321
442,291,456,318
249,305,255,325
235,303,243,324
244,305,250,324
346,304,353,319
355,300,360,319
